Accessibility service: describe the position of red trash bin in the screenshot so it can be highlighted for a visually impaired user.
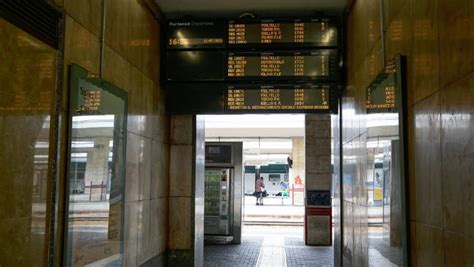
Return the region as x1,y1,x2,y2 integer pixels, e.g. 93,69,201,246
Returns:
305,207,332,246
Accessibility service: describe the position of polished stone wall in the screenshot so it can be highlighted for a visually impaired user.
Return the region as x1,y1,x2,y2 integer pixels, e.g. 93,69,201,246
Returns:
344,0,474,265
50,0,169,265
0,18,57,267
332,113,342,266
168,115,205,266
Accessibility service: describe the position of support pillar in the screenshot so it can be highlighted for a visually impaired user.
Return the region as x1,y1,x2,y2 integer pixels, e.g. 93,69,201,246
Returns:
290,137,305,205
305,114,332,245
168,115,204,266
84,136,110,201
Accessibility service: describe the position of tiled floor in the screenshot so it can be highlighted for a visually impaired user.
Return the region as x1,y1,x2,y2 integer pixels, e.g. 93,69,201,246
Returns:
368,226,402,266
204,225,334,267
204,235,263,267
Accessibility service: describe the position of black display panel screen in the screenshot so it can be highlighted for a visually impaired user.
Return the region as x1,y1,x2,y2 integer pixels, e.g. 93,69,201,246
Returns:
166,83,224,114
166,51,226,81
225,84,332,112
167,20,226,49
205,144,233,164
227,50,337,80
228,18,337,47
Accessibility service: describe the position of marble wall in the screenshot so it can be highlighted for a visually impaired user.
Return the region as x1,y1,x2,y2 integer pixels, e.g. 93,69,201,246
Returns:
344,0,474,265
332,113,342,266
168,115,205,266
50,0,170,266
0,18,57,267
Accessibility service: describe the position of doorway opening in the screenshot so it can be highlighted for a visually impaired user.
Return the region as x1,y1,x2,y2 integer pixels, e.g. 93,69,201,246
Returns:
201,114,334,266
205,114,305,225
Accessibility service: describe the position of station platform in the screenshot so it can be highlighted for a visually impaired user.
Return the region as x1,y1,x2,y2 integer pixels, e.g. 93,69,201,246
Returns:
243,196,304,224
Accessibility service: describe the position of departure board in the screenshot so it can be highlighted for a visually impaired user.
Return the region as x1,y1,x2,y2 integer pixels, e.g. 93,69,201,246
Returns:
226,84,331,112
165,17,342,115
366,60,397,112
228,18,337,47
227,50,337,80
167,50,226,81
167,20,225,49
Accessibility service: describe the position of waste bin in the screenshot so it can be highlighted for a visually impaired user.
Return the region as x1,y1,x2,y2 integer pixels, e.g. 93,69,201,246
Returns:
305,190,332,246
305,207,332,245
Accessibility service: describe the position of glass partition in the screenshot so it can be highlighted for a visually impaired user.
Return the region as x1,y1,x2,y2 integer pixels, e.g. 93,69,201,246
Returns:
366,56,408,266
65,64,127,266
0,18,57,267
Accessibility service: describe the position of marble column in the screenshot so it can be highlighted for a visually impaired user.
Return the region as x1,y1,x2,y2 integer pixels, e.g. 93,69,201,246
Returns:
168,115,204,266
305,114,332,245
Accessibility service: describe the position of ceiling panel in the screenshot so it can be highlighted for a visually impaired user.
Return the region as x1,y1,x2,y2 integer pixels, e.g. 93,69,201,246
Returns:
155,0,348,19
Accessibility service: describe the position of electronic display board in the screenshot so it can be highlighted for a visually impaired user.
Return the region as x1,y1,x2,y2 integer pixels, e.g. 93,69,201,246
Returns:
226,84,333,112
167,20,226,49
366,60,397,112
165,17,342,115
166,51,226,81
228,18,337,47
227,50,337,80
166,83,225,114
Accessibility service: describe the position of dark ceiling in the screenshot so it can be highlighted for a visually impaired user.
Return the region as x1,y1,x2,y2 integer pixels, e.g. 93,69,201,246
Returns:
155,0,348,19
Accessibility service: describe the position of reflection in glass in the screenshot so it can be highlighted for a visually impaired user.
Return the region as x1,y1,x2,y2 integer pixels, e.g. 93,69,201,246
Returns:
366,57,407,266
66,66,127,266
0,18,56,266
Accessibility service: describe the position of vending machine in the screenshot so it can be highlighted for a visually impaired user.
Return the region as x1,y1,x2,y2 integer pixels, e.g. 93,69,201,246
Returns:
204,169,231,235
204,142,243,244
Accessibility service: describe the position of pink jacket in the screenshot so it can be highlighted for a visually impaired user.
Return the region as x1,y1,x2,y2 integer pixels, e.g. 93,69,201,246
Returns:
256,179,265,192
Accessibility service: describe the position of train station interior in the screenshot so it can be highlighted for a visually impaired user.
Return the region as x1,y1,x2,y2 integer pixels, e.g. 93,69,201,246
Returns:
0,0,473,266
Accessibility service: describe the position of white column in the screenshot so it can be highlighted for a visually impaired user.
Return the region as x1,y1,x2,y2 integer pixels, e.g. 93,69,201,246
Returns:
290,137,305,205
84,136,110,201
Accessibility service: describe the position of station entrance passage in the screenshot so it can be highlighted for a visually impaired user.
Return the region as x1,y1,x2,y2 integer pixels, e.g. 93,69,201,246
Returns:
202,114,334,267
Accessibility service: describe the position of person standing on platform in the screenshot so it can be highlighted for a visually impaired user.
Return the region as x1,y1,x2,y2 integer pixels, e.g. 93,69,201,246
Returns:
255,176,265,205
